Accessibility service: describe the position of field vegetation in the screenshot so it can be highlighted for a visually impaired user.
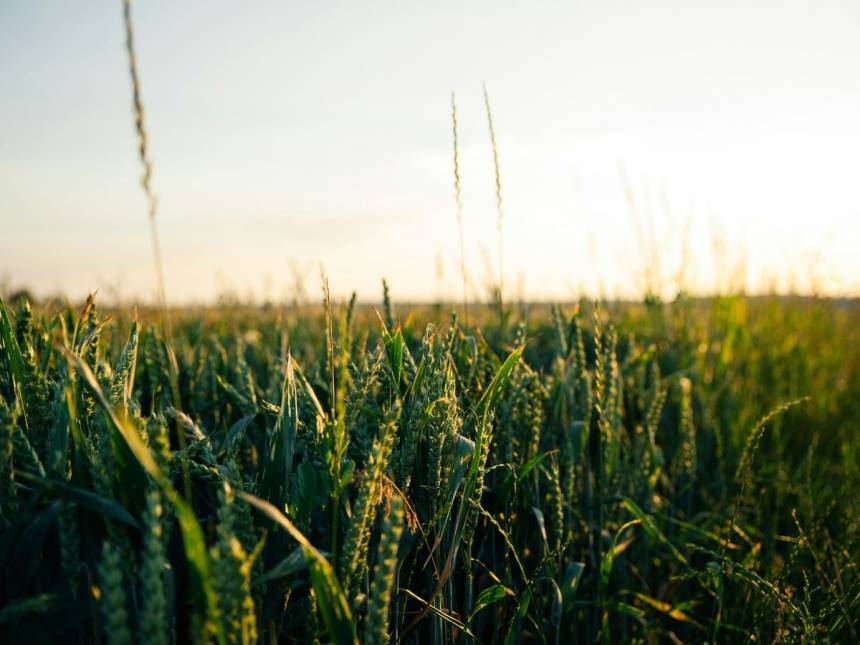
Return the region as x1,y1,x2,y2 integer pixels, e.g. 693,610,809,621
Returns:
2,5,858,642
0,290,858,643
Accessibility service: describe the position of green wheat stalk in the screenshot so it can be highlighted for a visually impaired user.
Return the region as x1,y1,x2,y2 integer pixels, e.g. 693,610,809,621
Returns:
140,489,169,645
98,542,130,645
482,82,504,310
339,412,398,606
451,91,468,323
122,0,171,338
364,496,405,645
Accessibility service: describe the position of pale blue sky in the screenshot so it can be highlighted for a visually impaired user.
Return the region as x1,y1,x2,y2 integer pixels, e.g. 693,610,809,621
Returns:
2,0,859,303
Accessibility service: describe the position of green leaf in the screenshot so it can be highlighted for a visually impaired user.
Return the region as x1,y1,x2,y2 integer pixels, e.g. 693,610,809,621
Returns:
561,561,585,611
173,495,223,642
517,451,550,482
633,592,700,626
459,345,524,540
239,492,358,645
600,519,640,595
62,348,224,645
382,325,405,390
221,412,257,454
262,356,299,507
0,297,28,426
400,588,477,639
477,344,524,416
602,600,646,620
16,472,140,529
532,507,549,553
503,586,532,645
446,433,474,501
45,374,71,476
469,584,510,621
258,546,308,584
618,497,687,566
291,361,326,419
404,354,426,401
62,350,157,477
64,348,147,510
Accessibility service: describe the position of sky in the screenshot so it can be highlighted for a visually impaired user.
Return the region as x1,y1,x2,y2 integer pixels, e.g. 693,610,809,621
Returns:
2,0,860,304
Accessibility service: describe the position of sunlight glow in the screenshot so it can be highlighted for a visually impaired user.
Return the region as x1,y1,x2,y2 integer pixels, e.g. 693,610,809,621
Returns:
2,0,859,303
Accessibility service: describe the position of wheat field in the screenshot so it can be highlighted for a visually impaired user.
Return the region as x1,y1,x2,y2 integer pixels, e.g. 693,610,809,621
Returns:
3,2,860,643
1,292,858,643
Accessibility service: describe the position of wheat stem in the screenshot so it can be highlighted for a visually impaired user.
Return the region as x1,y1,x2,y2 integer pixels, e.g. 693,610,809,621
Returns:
122,0,171,340
482,82,504,312
451,91,468,324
